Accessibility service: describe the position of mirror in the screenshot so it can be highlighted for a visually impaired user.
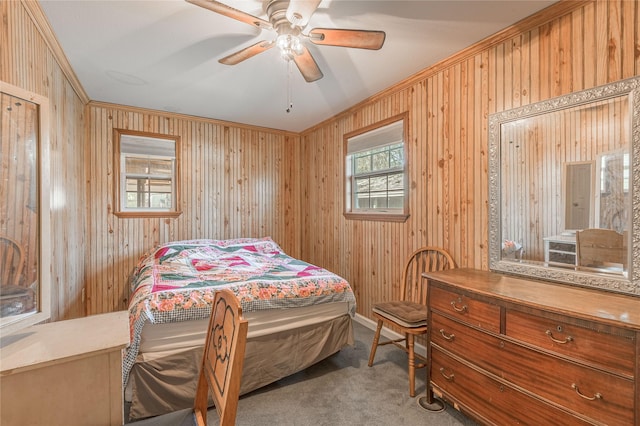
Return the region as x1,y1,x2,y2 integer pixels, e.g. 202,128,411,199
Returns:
489,76,640,296
0,81,51,334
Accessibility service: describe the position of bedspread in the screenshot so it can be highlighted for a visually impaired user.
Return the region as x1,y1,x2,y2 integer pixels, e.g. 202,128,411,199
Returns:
123,237,355,385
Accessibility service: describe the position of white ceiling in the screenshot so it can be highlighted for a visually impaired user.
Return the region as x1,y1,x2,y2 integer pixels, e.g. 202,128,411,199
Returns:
39,0,556,132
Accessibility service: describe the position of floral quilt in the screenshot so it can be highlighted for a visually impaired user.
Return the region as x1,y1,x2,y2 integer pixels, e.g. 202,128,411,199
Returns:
124,237,355,385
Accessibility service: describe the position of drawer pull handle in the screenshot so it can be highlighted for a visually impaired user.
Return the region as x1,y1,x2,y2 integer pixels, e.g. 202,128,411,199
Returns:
545,330,573,344
439,329,455,341
571,383,602,401
450,300,468,313
439,367,455,382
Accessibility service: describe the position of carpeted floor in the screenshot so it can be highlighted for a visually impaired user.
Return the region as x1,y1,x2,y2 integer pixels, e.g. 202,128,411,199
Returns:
126,320,478,425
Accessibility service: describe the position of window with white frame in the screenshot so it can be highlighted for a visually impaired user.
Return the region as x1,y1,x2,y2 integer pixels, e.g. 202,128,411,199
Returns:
344,116,408,221
114,130,181,217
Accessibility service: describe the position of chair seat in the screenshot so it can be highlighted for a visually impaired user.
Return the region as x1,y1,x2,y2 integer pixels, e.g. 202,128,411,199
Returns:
373,301,427,328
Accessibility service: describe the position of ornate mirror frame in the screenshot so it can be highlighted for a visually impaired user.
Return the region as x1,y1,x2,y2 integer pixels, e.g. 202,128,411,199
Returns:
489,76,640,296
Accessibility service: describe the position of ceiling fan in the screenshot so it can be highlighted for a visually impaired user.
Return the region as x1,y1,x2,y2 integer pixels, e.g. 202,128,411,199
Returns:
186,0,386,82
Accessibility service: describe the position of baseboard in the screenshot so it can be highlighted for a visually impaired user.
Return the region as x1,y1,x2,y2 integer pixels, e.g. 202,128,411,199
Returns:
354,313,427,358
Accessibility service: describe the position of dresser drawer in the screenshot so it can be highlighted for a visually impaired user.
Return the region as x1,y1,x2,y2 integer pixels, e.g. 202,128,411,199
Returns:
431,348,592,426
505,309,636,377
432,312,635,425
430,286,500,333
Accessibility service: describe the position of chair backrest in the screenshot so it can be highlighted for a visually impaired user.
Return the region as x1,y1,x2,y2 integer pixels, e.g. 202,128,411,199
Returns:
402,246,455,304
576,228,626,269
193,289,248,426
0,236,25,287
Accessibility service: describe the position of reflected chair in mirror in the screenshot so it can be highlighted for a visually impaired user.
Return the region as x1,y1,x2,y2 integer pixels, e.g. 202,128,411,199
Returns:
129,288,249,426
0,236,25,287
576,228,626,271
0,236,36,316
368,247,455,397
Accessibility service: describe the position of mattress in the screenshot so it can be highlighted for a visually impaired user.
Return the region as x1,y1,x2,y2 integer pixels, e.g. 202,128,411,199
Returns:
137,300,351,358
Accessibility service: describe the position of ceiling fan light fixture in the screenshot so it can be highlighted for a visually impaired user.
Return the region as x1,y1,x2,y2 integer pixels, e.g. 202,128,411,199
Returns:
276,34,303,60
285,0,321,28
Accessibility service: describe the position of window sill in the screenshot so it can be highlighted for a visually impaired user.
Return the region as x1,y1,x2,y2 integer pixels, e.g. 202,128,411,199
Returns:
114,210,182,219
343,211,409,223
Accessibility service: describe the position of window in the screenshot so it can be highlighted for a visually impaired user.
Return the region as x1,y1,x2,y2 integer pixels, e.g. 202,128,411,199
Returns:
114,129,181,217
344,115,409,221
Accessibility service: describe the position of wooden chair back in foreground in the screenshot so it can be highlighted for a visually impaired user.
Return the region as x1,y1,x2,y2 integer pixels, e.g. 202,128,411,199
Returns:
194,288,248,426
368,247,455,397
0,236,25,287
129,288,248,426
576,228,626,270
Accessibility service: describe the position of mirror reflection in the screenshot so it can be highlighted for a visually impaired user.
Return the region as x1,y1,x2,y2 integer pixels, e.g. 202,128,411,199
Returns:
489,76,640,295
500,96,629,276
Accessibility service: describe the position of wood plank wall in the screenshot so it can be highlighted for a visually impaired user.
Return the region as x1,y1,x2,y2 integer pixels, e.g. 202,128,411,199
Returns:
85,103,301,314
1,0,87,320
298,0,640,329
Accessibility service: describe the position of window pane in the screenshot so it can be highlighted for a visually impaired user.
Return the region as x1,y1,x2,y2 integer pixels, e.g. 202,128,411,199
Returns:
388,173,404,190
125,157,172,176
355,193,370,209
388,190,404,208
148,178,172,194
125,178,172,209
355,177,370,192
389,147,403,168
126,157,150,174
354,155,371,174
372,151,389,171
148,159,172,175
370,193,388,208
125,178,146,208
369,175,388,192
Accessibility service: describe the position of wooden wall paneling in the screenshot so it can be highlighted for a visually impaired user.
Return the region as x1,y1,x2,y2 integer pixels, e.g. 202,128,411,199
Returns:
472,53,483,270
607,0,622,83
451,64,461,265
596,0,610,86
559,14,573,94
637,0,640,74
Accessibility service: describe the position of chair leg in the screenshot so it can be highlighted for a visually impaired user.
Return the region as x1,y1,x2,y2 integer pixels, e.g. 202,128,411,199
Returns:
368,319,384,367
407,333,416,397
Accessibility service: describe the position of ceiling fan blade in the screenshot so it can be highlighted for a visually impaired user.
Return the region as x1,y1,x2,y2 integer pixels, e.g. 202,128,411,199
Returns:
293,46,323,82
185,0,272,30
308,28,386,50
219,40,275,65
286,0,321,28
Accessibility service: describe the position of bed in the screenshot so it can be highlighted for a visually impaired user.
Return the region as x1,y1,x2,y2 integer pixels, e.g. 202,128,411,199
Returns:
124,237,356,420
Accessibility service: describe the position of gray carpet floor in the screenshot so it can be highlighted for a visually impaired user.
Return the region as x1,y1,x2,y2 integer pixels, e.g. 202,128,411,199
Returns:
127,321,478,425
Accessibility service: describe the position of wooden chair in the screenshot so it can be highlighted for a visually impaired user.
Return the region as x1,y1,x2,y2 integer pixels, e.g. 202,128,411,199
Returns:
576,228,626,270
0,236,25,287
130,289,248,426
368,247,455,397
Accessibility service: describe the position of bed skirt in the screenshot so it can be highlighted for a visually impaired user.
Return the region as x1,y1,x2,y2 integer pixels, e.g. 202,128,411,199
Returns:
127,313,354,421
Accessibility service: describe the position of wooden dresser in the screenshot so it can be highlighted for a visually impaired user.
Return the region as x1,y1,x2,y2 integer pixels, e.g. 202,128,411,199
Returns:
423,268,640,425
0,311,130,426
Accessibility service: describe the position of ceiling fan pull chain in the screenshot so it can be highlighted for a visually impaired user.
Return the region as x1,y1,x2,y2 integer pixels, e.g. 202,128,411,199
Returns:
286,60,293,113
